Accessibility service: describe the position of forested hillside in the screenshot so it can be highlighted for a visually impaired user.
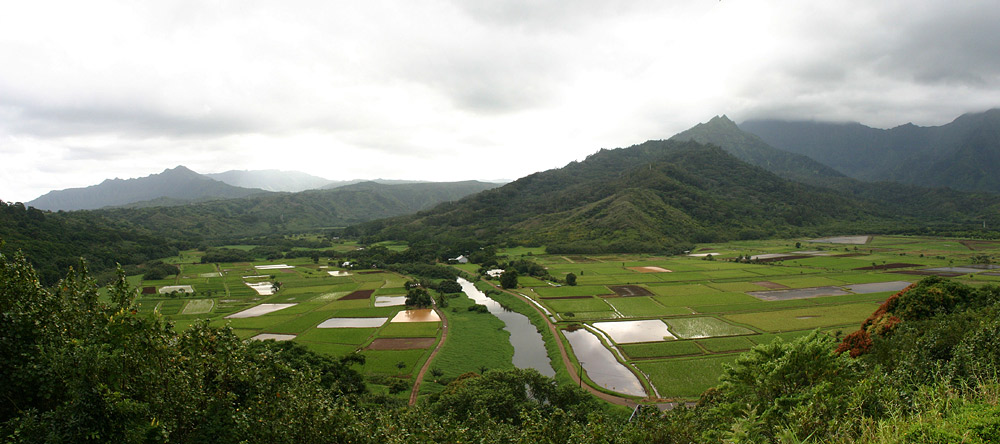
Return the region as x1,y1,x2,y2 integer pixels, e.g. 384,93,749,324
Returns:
356,140,923,253
27,166,269,211
741,109,1000,193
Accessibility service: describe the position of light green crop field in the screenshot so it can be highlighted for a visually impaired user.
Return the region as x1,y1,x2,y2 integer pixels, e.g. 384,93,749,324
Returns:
637,355,740,398
604,297,692,317
621,341,704,359
724,303,880,332
664,317,754,339
181,299,214,315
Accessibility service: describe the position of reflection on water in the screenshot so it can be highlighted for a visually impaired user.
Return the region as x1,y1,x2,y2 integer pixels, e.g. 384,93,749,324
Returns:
592,319,675,343
564,328,646,397
458,278,555,377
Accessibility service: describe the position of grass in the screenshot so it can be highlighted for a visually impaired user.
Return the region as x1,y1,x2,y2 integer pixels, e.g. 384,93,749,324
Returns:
604,297,692,317
296,327,378,345
724,302,879,332
637,354,740,399
541,297,613,313
696,336,756,353
621,341,704,359
378,322,440,338
664,317,755,338
428,287,514,381
533,285,611,297
181,299,214,315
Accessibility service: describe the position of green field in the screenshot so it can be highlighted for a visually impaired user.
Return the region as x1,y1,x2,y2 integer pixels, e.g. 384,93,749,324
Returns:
141,235,990,403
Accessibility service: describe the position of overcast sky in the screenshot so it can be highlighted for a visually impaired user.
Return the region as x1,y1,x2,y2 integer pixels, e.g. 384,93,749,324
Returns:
3,0,1000,203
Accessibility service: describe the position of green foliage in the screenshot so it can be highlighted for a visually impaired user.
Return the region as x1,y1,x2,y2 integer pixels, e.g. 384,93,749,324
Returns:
565,272,577,286
500,269,518,289
430,368,600,425
405,287,432,308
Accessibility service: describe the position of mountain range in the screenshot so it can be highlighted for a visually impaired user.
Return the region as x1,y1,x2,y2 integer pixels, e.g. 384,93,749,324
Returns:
740,109,1000,193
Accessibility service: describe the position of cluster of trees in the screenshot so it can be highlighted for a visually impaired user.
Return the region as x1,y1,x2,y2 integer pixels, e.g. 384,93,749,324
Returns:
0,201,179,285
3,247,999,443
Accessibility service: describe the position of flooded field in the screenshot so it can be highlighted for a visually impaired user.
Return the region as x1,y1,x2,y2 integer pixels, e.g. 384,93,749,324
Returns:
225,303,297,318
845,281,911,294
251,333,296,341
808,235,870,244
748,286,849,301
564,329,646,397
390,309,441,323
592,319,674,343
374,296,406,307
459,278,554,376
317,317,388,328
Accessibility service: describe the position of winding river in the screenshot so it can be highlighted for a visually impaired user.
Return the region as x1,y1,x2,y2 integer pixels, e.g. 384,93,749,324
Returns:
457,278,555,377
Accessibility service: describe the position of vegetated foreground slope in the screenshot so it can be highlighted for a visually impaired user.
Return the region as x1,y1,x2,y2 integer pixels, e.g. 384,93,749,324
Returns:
27,165,270,211
740,108,1000,193
358,140,886,253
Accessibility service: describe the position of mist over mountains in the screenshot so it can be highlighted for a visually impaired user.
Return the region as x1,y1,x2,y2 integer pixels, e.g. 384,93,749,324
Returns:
741,109,1000,193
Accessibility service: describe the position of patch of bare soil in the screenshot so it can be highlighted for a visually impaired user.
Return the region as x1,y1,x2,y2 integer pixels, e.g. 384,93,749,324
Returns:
341,289,375,300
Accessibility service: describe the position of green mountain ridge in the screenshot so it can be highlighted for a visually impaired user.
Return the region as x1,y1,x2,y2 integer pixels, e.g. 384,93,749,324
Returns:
740,108,1000,192
357,140,888,252
27,166,271,211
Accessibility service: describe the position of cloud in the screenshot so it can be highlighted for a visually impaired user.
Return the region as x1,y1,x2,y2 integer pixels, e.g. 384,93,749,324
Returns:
2,1,1000,202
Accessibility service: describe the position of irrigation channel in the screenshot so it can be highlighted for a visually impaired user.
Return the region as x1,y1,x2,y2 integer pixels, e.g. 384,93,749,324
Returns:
457,278,555,377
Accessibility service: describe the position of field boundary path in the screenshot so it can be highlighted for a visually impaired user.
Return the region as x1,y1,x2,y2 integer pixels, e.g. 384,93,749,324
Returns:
408,301,448,406
480,280,643,408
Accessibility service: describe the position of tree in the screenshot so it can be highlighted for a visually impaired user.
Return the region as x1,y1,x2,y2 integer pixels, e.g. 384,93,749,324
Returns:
500,269,518,289
565,273,577,286
405,287,432,308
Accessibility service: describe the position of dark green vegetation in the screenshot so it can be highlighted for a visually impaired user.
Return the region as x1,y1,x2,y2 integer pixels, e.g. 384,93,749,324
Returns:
674,114,1000,229
4,243,999,442
91,180,501,240
671,115,846,183
27,166,268,211
358,140,904,253
0,201,178,285
742,108,1000,193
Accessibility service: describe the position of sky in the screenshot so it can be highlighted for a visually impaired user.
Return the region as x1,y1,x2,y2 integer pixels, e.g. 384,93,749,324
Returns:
3,0,1000,203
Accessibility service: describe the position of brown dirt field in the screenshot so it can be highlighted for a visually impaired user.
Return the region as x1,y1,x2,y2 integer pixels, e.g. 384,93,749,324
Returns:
541,295,595,300
753,281,789,289
341,289,375,300
627,266,672,273
141,286,156,295
891,270,964,277
608,285,654,297
854,263,921,271
367,338,436,350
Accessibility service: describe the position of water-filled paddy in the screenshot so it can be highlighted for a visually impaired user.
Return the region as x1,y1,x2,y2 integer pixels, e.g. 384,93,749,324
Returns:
225,303,297,319
317,317,388,328
748,286,848,301
845,281,911,294
592,320,674,343
390,309,441,323
374,296,406,307
564,328,646,397
251,333,296,341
